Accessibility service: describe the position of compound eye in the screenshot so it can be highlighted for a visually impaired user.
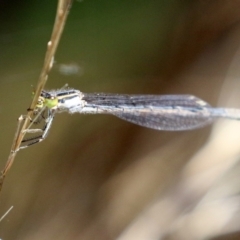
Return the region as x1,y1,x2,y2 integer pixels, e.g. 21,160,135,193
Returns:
41,91,52,100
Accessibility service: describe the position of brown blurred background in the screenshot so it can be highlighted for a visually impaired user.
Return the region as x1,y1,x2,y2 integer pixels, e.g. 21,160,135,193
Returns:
1,1,240,239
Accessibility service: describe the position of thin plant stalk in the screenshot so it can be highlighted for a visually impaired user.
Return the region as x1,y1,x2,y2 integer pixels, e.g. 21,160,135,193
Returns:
0,0,73,192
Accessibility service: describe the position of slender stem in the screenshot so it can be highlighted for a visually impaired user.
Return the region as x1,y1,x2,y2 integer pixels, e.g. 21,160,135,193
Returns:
0,206,14,222
0,0,73,193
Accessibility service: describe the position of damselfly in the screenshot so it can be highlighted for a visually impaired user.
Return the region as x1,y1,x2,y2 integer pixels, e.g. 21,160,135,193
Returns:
20,86,240,149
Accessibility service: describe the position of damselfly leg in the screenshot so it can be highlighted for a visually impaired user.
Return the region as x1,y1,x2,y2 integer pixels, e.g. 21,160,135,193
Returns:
18,85,68,150
19,108,55,150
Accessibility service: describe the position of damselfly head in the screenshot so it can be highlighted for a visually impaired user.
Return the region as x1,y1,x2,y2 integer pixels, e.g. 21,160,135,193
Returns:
41,90,52,99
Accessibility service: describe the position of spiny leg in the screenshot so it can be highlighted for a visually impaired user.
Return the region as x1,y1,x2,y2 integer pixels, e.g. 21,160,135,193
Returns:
19,109,55,150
